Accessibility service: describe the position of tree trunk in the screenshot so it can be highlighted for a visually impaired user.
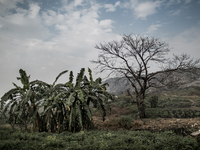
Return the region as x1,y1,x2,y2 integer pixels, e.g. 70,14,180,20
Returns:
136,95,146,119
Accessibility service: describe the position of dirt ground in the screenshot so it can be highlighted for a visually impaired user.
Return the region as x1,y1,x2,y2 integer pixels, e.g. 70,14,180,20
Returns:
93,105,200,133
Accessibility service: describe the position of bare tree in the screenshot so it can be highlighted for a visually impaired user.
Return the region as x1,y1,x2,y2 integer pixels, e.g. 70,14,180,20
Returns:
91,34,200,119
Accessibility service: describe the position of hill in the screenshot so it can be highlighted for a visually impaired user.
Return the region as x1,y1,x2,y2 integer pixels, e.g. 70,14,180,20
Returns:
104,72,200,95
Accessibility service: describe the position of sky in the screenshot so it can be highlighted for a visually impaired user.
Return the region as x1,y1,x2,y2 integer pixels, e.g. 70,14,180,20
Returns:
0,0,200,96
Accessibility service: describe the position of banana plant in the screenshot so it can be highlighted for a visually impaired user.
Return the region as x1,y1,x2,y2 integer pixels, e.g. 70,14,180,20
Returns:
41,68,90,133
41,68,114,133
64,68,114,132
83,68,113,121
0,69,49,130
1,68,113,133
40,70,69,133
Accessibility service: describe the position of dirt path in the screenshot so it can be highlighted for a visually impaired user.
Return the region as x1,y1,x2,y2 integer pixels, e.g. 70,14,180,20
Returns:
94,116,200,133
93,104,200,132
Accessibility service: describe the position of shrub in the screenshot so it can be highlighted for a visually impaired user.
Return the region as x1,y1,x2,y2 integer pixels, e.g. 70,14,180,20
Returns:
118,116,133,129
149,95,159,108
109,115,134,129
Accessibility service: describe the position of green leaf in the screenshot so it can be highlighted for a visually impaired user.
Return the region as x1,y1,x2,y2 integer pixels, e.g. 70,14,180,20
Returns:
53,70,68,86
54,91,68,101
30,107,40,123
65,93,75,106
83,103,92,120
18,69,30,90
23,89,33,105
88,68,93,85
69,106,73,132
2,100,13,114
1,88,18,109
76,89,85,102
30,80,50,88
69,71,74,83
94,77,102,85
96,98,106,121
75,68,85,88
9,101,17,115
76,103,83,128
42,105,53,116
12,82,25,95
83,76,89,85
64,82,73,89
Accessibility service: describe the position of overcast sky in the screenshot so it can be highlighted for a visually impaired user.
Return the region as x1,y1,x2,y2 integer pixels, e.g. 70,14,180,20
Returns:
0,0,200,96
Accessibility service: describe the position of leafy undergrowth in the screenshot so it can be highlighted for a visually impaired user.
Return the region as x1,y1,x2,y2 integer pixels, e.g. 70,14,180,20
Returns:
0,127,200,150
93,88,200,133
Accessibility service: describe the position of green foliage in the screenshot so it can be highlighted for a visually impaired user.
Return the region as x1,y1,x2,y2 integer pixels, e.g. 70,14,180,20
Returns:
158,98,191,108
145,108,200,118
111,115,134,129
0,69,49,130
148,95,159,108
0,127,199,150
41,68,113,133
18,69,30,90
112,95,133,107
52,70,68,87
0,68,113,133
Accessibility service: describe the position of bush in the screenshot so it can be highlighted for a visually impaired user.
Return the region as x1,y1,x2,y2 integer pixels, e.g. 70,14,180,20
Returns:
118,116,134,129
149,96,159,108
109,115,134,129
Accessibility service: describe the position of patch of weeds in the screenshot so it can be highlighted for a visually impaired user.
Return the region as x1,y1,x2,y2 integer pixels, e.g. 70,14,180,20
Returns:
41,135,64,149
145,108,160,118
100,132,117,140
109,115,134,129
117,115,134,129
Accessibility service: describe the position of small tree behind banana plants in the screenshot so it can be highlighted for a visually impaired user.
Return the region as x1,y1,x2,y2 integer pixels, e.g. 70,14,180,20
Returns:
0,69,49,131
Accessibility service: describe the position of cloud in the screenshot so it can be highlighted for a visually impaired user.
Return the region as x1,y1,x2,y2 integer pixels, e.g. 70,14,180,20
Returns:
167,0,181,6
0,0,120,96
146,23,162,33
167,0,192,6
74,0,83,6
185,0,192,4
99,19,114,28
168,9,181,16
104,1,120,12
0,0,23,14
124,0,162,20
165,23,200,59
167,0,192,16
0,2,49,41
135,1,162,19
29,3,40,18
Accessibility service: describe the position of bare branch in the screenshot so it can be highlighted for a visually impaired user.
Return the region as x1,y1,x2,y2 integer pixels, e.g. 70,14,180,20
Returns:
91,34,200,119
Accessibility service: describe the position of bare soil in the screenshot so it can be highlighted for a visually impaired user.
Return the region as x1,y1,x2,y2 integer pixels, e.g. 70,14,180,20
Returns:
93,105,200,133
